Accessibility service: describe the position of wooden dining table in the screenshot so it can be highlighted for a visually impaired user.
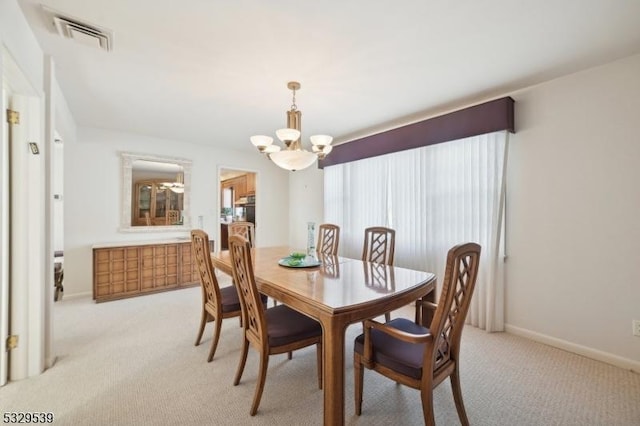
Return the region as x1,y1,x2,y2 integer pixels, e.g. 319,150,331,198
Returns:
211,246,437,425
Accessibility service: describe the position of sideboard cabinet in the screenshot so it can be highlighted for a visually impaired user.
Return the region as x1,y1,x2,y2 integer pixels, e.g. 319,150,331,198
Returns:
93,240,198,302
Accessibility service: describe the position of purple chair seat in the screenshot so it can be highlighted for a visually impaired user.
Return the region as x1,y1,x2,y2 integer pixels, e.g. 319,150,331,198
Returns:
354,317,432,380
266,305,322,347
220,286,267,313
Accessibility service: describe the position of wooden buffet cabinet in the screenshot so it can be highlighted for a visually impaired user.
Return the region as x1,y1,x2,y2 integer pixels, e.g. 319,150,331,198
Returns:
93,239,198,302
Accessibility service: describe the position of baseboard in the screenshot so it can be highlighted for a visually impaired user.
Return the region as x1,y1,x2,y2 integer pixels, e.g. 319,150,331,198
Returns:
45,355,57,369
505,323,640,373
59,291,92,301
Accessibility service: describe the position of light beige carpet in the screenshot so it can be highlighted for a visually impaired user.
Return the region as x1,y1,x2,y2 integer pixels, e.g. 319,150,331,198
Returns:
1,274,639,425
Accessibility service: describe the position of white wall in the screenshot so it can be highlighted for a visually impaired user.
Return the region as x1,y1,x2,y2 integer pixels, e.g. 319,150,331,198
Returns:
288,166,325,250
64,127,290,296
0,0,43,95
505,53,640,366
52,78,76,252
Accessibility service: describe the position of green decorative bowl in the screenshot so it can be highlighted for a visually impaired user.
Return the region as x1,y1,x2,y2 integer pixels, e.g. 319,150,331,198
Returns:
287,258,304,267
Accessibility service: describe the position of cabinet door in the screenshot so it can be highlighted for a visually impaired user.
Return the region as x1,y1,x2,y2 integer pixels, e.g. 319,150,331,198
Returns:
141,244,179,290
94,247,140,300
233,176,247,201
179,242,198,285
134,183,153,225
153,187,167,223
246,173,256,194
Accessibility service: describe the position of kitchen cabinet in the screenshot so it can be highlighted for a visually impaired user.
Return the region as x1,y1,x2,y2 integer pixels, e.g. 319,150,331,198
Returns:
246,173,256,194
221,175,247,201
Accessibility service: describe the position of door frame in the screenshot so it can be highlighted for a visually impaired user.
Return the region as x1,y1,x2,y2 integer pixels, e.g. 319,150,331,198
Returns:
0,55,10,386
1,46,48,384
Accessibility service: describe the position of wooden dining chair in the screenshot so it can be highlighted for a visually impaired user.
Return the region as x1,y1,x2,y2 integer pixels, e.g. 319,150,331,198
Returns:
362,226,395,265
362,226,396,321
229,221,255,247
191,229,266,362
229,221,281,307
353,242,481,425
317,223,340,255
228,235,323,416
166,209,180,225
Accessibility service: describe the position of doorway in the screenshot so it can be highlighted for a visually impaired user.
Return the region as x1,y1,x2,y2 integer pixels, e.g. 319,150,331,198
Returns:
219,168,256,249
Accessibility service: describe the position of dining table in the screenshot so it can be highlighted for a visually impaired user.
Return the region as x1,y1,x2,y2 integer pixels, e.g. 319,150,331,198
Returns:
211,246,437,425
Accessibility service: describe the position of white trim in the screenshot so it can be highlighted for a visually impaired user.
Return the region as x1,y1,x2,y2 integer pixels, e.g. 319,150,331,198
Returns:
58,291,92,301
43,56,55,370
505,324,640,373
0,50,9,387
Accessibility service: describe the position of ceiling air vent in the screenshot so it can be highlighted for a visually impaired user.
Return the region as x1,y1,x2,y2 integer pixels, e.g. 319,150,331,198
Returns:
43,6,113,52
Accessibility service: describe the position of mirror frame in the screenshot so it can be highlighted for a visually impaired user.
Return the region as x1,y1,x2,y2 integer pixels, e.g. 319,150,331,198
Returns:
120,152,192,232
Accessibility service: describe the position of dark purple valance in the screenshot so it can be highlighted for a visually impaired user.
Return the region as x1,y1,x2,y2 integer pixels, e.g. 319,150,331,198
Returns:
319,97,514,168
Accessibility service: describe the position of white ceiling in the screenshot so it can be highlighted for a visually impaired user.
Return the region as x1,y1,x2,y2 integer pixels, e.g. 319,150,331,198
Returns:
17,0,640,153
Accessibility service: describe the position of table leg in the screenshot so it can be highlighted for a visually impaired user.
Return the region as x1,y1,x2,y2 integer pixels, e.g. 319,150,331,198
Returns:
322,317,347,426
416,286,438,327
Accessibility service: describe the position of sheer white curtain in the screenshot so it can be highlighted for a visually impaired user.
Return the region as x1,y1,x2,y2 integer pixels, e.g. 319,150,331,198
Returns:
324,131,508,331
324,155,390,259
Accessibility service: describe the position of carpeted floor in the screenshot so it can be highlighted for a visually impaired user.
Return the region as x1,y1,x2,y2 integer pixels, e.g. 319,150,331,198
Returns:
1,274,639,425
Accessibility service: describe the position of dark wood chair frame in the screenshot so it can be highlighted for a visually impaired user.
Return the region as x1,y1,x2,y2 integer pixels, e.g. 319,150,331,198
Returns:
354,242,481,426
191,229,242,362
229,235,323,416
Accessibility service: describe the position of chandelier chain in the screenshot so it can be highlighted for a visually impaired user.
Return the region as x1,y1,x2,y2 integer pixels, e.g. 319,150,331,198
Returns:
290,87,298,111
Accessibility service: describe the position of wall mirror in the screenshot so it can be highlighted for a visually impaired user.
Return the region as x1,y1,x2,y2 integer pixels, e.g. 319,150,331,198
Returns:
120,152,192,232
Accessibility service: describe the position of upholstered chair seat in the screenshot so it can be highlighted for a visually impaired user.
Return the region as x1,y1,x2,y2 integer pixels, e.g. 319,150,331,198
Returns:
265,305,322,347
354,318,429,380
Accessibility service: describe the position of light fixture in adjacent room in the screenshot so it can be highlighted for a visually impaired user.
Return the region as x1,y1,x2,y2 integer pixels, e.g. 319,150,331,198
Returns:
161,172,184,193
251,81,333,172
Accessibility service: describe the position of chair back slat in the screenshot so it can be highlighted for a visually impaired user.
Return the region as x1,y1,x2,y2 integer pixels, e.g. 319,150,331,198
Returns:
191,230,222,310
317,224,340,255
426,243,481,371
362,227,395,265
229,235,266,344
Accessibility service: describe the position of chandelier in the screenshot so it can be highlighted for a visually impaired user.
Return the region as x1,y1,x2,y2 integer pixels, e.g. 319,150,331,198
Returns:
160,172,184,193
250,81,333,171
